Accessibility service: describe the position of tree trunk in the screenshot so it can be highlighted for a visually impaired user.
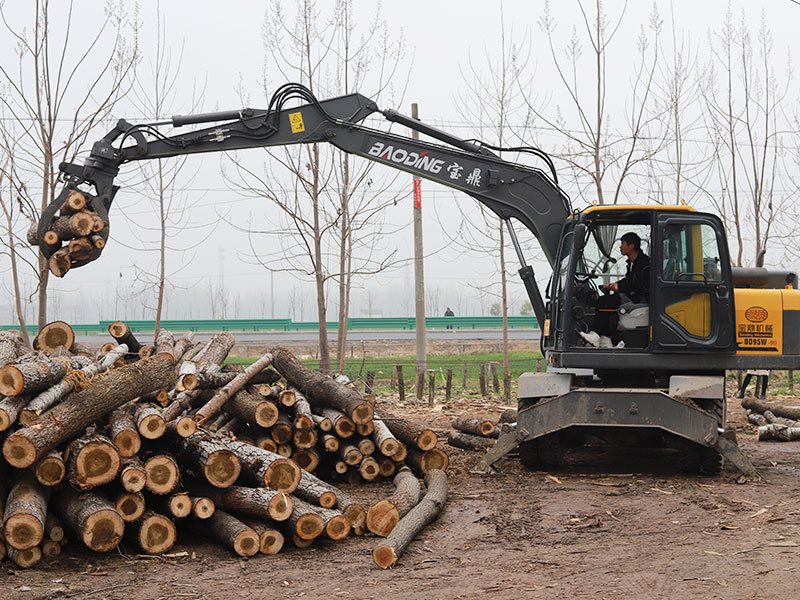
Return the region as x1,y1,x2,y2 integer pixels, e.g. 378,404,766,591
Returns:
375,410,437,450
109,407,141,458
3,472,49,550
451,416,496,437
194,352,274,424
372,469,447,568
447,430,496,450
65,432,121,491
270,346,373,424
742,397,800,421
0,356,67,397
56,488,125,552
3,355,176,468
175,432,242,489
367,467,421,537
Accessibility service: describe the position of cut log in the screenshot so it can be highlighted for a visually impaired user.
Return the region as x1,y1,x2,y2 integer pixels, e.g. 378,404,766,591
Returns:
205,509,260,557
120,456,146,493
270,346,373,424
451,416,496,437
317,407,356,438
357,437,375,456
338,443,362,466
373,469,448,568
135,403,167,439
0,356,68,397
292,497,350,540
172,331,195,361
256,436,278,453
758,423,800,441
277,444,293,458
7,544,42,568
0,394,32,431
34,448,66,487
107,321,142,354
45,514,65,542
360,456,380,481
68,237,93,260
65,432,121,491
367,467,422,537
499,408,518,423
227,439,301,493
191,496,216,520
269,413,293,444
239,518,285,554
42,539,62,558
321,433,339,453
200,485,293,522
742,397,800,421
114,490,146,522
154,328,176,361
293,469,337,509
228,388,280,428
109,407,141,457
48,247,71,277
166,416,197,438
175,432,241,488
292,448,320,473
3,472,49,550
137,511,177,554
144,454,181,495
162,492,192,518
0,330,25,368
33,321,75,353
3,355,177,468
292,427,317,450
51,212,94,239
61,190,87,214
312,413,333,432
406,446,449,476
279,388,296,407
138,345,155,358
194,332,236,370
288,501,325,541
371,418,402,458
357,421,375,437
378,456,397,478
292,392,314,430
56,488,125,552
447,430,496,450
376,410,438,451
194,352,274,424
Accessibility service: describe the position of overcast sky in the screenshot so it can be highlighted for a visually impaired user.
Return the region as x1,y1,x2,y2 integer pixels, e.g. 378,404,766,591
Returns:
1,0,798,323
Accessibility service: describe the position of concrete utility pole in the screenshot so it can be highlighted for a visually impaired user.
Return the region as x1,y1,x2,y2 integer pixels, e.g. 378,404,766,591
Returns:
411,103,427,399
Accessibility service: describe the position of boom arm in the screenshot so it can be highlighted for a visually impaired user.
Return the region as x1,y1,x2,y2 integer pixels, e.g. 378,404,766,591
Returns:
42,83,572,323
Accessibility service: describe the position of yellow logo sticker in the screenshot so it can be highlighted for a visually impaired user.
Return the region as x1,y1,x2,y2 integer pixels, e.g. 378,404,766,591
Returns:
289,111,305,134
745,306,768,322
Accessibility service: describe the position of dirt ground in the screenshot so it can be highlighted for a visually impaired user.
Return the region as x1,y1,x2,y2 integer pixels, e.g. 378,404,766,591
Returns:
2,396,799,600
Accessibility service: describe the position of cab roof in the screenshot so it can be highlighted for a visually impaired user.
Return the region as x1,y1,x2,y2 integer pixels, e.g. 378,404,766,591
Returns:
581,204,697,214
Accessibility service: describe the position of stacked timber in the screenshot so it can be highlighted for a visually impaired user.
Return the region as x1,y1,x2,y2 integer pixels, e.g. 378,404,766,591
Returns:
27,189,109,278
743,397,800,441
446,415,500,451
0,322,448,567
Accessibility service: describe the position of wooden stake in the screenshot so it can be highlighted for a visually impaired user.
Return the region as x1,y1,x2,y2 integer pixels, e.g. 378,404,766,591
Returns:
445,368,453,402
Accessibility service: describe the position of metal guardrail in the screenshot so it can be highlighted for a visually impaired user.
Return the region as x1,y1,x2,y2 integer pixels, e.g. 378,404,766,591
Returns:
2,316,538,334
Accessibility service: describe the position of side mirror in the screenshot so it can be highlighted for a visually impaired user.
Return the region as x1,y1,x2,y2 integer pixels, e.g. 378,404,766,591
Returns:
573,223,587,252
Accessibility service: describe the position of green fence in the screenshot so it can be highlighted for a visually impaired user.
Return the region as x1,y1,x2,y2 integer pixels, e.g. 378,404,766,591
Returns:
2,316,538,335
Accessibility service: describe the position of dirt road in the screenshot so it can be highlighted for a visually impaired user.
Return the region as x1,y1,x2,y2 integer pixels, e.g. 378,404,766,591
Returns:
2,399,798,600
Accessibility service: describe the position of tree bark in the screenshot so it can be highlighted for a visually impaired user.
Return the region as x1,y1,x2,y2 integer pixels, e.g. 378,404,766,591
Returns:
194,352,274,424
375,410,437,451
373,469,447,568
0,393,32,431
109,407,141,457
204,509,260,557
447,430,496,450
56,488,125,552
451,416,496,437
175,432,242,488
3,472,49,550
270,346,373,424
108,321,142,354
742,397,800,421
0,356,67,397
222,438,301,493
3,355,176,468
367,467,421,537
199,485,294,523
0,330,25,368
228,388,279,428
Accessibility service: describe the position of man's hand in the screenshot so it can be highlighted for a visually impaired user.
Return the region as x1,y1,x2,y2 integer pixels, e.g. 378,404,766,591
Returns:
601,282,619,292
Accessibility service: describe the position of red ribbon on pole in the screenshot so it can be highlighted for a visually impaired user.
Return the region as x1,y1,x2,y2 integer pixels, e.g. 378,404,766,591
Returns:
413,179,422,209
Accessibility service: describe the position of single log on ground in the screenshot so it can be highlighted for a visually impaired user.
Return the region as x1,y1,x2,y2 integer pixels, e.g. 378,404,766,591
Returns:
758,423,800,441
109,407,141,457
222,437,301,493
375,410,438,451
0,356,68,397
56,488,124,552
373,469,448,569
175,432,241,488
34,448,66,486
3,355,177,468
270,346,373,424
7,544,42,568
742,397,800,421
228,388,280,428
240,518,285,554
33,321,74,353
205,509,260,557
66,432,121,491
144,454,181,495
371,418,402,458
406,446,449,476
137,511,177,554
3,472,49,550
447,430,497,450
367,467,422,537
194,352,275,424
114,490,146,522
451,416,496,437
317,407,356,438
45,514,65,542
200,485,293,522
191,496,216,519
108,321,142,354
120,456,146,492
0,394,32,431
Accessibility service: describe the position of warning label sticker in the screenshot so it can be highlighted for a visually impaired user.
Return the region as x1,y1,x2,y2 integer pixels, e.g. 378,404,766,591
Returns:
289,111,305,134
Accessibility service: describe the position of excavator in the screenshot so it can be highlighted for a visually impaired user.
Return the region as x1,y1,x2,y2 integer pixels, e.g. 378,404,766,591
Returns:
37,83,800,477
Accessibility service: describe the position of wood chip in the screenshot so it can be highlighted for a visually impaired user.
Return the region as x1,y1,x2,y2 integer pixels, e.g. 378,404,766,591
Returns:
545,474,562,484
749,508,768,518
649,487,673,495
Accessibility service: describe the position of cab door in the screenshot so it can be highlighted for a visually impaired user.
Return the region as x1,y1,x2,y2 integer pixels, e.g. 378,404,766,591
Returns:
652,213,735,351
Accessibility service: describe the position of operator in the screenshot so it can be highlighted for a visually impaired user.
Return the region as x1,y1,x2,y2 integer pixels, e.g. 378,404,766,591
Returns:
580,232,651,347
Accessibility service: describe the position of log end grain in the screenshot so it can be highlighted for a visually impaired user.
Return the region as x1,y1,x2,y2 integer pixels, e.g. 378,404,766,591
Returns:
254,401,279,428
0,365,25,397
342,504,367,536
279,389,296,407
191,497,216,520
36,321,74,353
138,512,177,555
351,403,374,425
42,540,62,558
420,448,449,473
173,416,197,438
168,493,192,518
115,492,146,522
295,514,324,541
70,440,121,490
8,545,42,568
415,430,438,452
138,414,167,440
318,491,337,510
144,455,180,495
4,514,44,550
324,515,351,541
34,454,66,487
392,442,408,462
378,438,400,458
121,464,146,493
233,529,261,557
269,493,293,522
83,508,125,552
113,430,141,458
360,457,380,481
367,500,400,537
372,544,398,569
259,528,284,555
264,458,301,494
204,450,241,488
292,448,319,472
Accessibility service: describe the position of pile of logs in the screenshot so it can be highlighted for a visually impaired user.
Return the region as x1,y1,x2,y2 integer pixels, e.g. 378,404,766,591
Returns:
446,415,506,451
27,190,108,278
743,397,800,441
0,322,449,569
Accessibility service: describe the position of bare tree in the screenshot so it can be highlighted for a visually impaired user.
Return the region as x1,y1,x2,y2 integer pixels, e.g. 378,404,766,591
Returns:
0,0,138,327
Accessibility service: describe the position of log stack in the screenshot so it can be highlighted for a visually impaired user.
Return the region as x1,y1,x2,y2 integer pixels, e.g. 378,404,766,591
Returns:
743,397,800,441
0,323,448,568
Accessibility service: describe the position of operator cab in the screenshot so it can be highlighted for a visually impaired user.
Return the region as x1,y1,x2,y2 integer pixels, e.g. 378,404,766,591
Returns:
544,206,735,359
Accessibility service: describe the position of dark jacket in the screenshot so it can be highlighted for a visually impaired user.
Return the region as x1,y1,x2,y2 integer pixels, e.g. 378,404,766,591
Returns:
617,252,651,304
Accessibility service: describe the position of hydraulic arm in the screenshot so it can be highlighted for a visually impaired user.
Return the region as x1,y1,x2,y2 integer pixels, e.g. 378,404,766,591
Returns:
41,83,572,322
